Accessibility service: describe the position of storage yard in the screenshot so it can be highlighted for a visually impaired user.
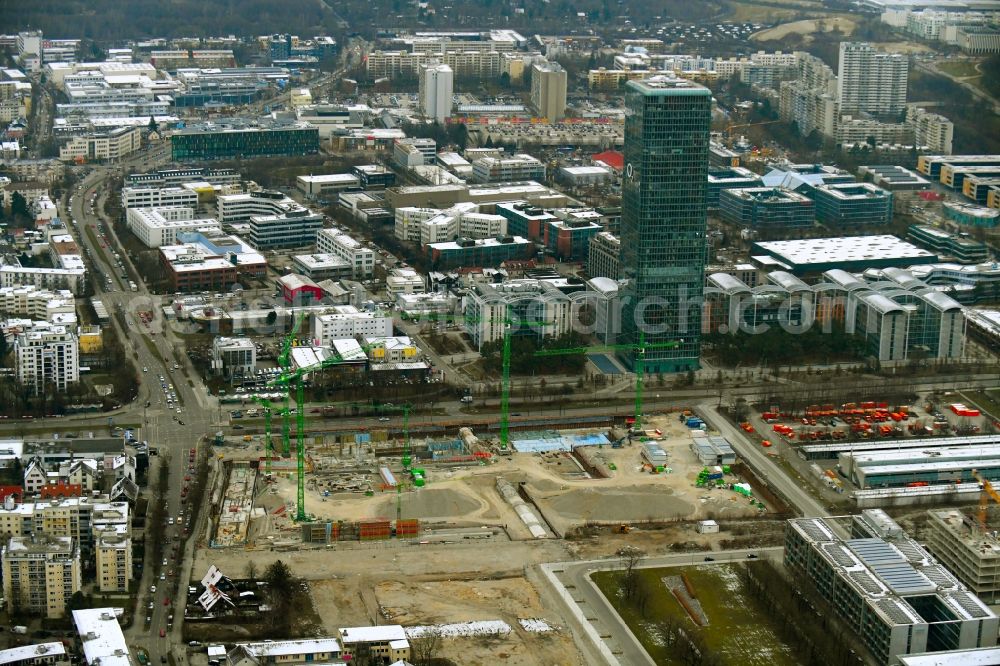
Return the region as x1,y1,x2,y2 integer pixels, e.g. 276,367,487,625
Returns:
737,391,1000,506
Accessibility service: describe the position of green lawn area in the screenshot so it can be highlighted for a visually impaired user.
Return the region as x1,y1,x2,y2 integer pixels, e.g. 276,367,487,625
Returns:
963,389,1000,421
592,564,797,666
938,60,981,78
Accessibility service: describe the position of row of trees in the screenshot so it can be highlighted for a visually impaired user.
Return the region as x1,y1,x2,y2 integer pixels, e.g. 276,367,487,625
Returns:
736,561,867,666
479,331,589,376
704,325,868,368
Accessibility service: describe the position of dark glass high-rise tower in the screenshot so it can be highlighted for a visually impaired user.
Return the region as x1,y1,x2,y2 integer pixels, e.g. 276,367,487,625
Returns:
619,75,711,373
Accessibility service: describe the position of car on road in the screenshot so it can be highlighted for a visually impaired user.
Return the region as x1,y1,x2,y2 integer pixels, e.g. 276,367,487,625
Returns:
160,573,165,580
150,585,156,593
143,367,148,373
159,629,166,638
164,598,170,606
378,417,390,422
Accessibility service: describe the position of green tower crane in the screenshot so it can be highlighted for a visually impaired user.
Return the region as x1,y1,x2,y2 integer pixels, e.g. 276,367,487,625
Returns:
276,313,307,458
534,334,681,431
411,308,552,449
267,348,349,522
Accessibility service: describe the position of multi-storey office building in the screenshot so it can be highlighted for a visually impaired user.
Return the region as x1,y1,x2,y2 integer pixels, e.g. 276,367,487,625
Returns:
462,280,573,349
122,186,198,210
907,225,989,264
718,187,815,229
704,266,965,361
925,509,1000,604
57,126,141,163
248,209,324,250
315,228,374,278
426,236,534,270
123,167,240,189
619,75,711,373
785,511,999,666
125,207,221,247
472,154,546,183
706,166,763,208
811,182,893,226
170,120,319,160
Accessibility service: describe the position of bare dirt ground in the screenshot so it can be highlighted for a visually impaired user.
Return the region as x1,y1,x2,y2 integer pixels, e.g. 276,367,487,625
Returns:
752,17,856,42
375,577,579,666
198,410,778,665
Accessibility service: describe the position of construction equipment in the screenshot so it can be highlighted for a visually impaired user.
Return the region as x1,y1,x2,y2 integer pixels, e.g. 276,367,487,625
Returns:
535,334,681,431
972,469,1000,534
411,309,553,449
279,313,307,458
375,402,414,523
266,351,345,522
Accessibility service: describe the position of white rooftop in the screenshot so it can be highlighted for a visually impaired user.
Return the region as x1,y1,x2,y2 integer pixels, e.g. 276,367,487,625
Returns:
240,638,341,658
0,643,66,666
73,608,130,666
755,235,935,267
339,625,408,644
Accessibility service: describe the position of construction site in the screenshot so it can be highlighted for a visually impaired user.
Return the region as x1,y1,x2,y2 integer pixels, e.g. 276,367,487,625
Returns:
189,318,784,664
205,405,775,548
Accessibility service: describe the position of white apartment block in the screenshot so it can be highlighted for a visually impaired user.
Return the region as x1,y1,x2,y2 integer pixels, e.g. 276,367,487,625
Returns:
122,186,198,210
57,126,142,163
14,323,79,395
313,307,392,345
907,106,954,154
216,191,302,223
1,535,81,618
472,154,546,183
0,266,87,296
125,207,221,247
837,42,908,116
0,286,74,320
94,530,132,593
419,62,453,123
315,228,374,278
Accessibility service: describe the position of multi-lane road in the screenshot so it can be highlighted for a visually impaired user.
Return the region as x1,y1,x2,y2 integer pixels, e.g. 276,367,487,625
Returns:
66,150,222,661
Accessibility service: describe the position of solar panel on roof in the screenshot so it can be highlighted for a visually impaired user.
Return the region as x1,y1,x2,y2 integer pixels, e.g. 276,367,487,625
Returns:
847,538,906,566
922,565,959,589
822,543,857,568
849,570,885,596
949,591,990,619
875,598,918,625
870,562,935,595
